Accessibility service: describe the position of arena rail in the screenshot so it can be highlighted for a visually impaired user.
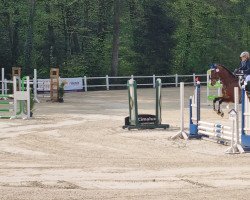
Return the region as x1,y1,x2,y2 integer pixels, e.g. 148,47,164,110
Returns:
83,73,207,91
1,69,207,92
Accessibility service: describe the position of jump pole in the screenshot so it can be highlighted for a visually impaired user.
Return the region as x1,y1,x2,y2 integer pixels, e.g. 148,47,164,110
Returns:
128,78,138,127
173,82,245,153
171,82,188,139
189,82,201,138
226,87,244,154
190,85,244,153
123,78,169,130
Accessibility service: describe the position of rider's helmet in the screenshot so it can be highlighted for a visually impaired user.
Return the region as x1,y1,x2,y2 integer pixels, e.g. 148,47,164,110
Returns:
240,51,250,59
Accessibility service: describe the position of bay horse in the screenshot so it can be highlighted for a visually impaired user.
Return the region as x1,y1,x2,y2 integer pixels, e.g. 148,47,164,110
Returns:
209,64,240,117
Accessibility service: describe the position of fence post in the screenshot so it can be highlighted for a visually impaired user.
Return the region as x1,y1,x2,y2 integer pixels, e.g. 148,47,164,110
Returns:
206,73,209,104
193,73,196,86
4,79,7,94
33,69,40,103
84,76,87,92
175,74,178,87
1,68,4,95
106,75,109,91
153,74,156,88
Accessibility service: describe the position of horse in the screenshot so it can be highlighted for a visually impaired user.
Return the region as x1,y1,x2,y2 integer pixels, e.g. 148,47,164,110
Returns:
209,64,241,117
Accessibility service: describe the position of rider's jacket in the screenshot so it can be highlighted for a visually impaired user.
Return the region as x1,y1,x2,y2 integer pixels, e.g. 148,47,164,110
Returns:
239,59,250,76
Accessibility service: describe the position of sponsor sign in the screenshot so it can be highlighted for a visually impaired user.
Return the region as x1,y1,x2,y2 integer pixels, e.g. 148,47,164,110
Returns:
138,114,157,124
37,78,83,92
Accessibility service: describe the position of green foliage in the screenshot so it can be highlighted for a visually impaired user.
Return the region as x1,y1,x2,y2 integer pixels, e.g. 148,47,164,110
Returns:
171,0,250,74
58,82,65,100
131,0,176,75
61,55,88,77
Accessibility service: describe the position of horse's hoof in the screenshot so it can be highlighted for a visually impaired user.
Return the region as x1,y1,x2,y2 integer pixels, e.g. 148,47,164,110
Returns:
220,113,224,117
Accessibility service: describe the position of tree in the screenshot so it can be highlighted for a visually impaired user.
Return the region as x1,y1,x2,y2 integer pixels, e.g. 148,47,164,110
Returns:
0,0,249,77
132,0,175,75
24,0,36,75
111,0,121,76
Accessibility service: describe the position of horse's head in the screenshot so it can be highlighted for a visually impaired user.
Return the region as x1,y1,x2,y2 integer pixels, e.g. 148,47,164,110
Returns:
209,64,222,86
209,63,236,86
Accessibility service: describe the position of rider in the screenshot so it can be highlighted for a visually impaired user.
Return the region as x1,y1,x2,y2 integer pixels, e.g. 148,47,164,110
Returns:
235,51,250,93
235,51,250,79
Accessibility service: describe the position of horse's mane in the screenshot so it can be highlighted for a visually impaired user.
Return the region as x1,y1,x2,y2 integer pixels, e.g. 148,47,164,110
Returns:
216,64,236,78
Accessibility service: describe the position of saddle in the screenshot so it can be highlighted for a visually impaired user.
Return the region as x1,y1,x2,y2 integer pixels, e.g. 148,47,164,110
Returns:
235,71,250,98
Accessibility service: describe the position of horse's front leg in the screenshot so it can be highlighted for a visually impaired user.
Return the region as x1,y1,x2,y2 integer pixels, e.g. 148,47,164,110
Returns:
218,98,224,117
213,97,220,112
213,97,224,117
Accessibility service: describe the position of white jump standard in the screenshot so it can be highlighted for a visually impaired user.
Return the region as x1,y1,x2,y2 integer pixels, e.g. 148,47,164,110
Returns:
173,81,249,153
123,78,169,130
0,76,31,119
189,82,245,152
1,67,39,103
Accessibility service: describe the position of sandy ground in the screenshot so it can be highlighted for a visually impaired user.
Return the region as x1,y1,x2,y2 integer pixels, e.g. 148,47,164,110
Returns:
0,86,250,200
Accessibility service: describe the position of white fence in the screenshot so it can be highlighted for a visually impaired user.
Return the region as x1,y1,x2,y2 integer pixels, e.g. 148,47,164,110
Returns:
0,69,207,93
83,73,207,91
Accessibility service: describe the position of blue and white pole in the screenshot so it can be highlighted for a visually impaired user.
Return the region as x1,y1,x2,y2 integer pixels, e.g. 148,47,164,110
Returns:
189,82,201,138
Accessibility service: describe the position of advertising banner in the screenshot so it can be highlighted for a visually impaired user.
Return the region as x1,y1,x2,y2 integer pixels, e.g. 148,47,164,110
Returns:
37,78,83,92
